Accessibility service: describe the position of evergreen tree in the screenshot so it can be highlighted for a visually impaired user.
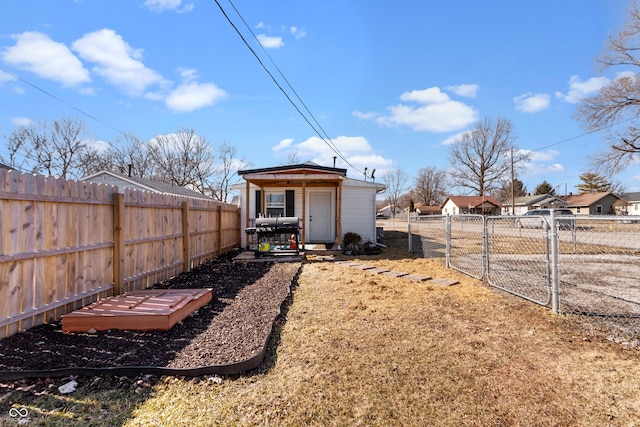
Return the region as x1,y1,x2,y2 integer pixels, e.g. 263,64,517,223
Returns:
534,180,555,196
576,172,612,194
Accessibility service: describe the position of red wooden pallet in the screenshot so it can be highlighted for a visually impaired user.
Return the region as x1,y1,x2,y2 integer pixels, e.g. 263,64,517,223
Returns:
62,289,212,333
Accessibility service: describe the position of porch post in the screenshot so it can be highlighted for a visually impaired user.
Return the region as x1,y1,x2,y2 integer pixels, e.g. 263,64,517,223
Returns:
245,180,250,229
245,180,251,249
301,180,307,248
336,180,342,248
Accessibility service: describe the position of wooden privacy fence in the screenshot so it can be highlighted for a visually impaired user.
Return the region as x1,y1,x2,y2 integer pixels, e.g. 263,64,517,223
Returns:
0,170,241,338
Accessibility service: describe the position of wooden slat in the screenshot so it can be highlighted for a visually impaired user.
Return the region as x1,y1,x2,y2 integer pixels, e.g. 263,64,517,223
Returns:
0,169,241,338
61,288,212,332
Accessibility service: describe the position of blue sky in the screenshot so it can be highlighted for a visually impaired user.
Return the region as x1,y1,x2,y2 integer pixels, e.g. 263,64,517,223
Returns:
0,0,638,194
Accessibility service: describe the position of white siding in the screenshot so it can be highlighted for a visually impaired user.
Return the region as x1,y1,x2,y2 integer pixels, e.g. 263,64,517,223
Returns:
341,184,377,244
442,200,458,215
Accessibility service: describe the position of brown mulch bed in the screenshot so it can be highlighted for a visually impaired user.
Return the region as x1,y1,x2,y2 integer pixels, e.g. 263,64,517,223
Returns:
0,253,300,373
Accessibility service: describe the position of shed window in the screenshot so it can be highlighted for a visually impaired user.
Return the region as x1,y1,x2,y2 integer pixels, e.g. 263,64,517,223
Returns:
596,205,603,214
266,192,285,217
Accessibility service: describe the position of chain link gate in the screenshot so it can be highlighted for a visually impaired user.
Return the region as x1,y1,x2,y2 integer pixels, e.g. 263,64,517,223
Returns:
485,215,553,306
447,214,485,280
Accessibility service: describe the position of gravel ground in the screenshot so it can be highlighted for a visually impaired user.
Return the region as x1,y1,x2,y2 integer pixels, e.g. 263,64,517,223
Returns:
0,253,300,373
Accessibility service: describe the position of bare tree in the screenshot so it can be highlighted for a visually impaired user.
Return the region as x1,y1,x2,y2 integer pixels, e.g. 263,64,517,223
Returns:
205,142,249,202
2,117,90,179
382,169,409,218
494,178,527,202
413,166,448,206
448,117,529,196
2,125,30,171
575,0,640,174
148,128,216,191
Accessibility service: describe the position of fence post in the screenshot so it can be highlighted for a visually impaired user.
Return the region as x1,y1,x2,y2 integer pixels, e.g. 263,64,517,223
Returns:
482,216,488,279
113,190,125,296
408,215,412,253
550,210,560,313
217,204,223,256
182,201,190,272
445,214,451,268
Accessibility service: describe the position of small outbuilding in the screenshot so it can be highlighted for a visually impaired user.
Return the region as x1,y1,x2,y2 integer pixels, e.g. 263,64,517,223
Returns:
234,162,385,249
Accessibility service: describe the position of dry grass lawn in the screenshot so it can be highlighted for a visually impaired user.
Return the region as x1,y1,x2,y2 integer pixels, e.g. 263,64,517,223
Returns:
3,230,640,426
124,232,640,426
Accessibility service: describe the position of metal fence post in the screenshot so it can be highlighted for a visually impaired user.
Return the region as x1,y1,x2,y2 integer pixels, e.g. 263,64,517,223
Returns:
550,210,560,313
482,216,488,280
408,215,412,253
445,214,451,268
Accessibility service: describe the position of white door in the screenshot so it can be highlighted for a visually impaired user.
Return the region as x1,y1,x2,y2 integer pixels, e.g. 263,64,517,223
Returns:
309,191,333,242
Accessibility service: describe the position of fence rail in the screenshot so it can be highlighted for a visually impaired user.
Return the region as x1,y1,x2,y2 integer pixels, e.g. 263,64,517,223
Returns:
0,170,241,338
409,213,640,343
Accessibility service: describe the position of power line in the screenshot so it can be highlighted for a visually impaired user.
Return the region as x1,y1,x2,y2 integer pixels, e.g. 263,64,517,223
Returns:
0,66,129,137
225,0,347,165
530,115,636,152
212,0,364,175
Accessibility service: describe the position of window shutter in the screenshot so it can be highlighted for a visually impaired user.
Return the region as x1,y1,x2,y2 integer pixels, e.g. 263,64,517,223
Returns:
255,190,261,217
285,190,295,217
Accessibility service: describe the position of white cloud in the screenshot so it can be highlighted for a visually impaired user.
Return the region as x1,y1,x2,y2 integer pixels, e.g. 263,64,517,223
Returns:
165,81,227,113
352,110,378,120
555,75,609,103
514,92,551,113
441,130,472,146
144,0,193,13
1,31,90,86
0,69,17,84
272,138,294,152
256,34,284,49
400,87,450,104
523,149,560,162
446,84,479,98
378,101,479,132
290,26,307,39
72,29,167,96
359,86,479,133
547,163,564,172
519,149,565,177
272,135,393,177
85,138,110,153
11,117,32,126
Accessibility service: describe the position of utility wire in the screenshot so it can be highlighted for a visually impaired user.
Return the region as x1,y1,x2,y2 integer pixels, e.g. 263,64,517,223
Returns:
0,67,129,137
225,0,347,166
213,0,364,175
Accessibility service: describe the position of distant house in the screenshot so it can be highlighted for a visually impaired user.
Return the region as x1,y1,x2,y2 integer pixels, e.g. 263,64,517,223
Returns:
501,194,568,215
377,203,405,218
441,195,503,215
621,192,640,216
413,204,442,216
562,192,622,215
81,170,212,200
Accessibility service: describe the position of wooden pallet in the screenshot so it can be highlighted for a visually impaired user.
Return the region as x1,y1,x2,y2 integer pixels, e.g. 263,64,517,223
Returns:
62,289,212,333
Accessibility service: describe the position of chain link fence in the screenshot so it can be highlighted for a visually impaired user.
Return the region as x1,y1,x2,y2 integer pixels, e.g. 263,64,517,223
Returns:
408,213,640,344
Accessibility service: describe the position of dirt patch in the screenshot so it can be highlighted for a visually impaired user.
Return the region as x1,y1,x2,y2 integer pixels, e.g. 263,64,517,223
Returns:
0,255,300,373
